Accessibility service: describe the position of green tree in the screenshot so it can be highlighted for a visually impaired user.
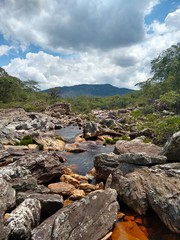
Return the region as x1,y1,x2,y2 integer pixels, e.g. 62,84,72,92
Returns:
49,87,60,103
0,76,23,103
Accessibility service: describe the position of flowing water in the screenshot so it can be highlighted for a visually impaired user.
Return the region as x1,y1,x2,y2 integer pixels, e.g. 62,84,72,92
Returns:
56,126,179,240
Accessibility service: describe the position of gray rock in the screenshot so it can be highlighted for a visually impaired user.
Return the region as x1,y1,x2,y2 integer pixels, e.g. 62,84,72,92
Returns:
0,178,16,217
94,152,166,181
162,131,180,162
31,189,119,240
0,165,31,180
0,150,10,162
114,138,163,156
4,198,41,240
111,163,180,233
83,121,101,139
17,192,63,218
11,152,65,184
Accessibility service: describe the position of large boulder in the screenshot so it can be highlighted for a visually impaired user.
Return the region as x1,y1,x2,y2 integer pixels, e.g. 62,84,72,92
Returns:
16,192,63,219
114,138,163,156
94,152,166,182
83,121,101,139
111,163,180,233
4,198,41,239
162,131,180,162
10,152,65,184
31,189,119,240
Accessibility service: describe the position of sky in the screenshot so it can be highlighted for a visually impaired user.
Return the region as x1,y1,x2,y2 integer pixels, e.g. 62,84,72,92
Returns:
0,0,180,90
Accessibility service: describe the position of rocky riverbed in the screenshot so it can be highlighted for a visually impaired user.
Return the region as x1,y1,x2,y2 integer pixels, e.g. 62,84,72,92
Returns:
0,105,179,240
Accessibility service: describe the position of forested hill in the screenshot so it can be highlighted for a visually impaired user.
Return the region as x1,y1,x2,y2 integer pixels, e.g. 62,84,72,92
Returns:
44,84,134,98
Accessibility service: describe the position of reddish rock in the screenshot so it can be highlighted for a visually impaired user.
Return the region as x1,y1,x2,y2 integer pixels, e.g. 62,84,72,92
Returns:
60,174,80,187
48,182,75,196
69,189,85,200
111,221,148,240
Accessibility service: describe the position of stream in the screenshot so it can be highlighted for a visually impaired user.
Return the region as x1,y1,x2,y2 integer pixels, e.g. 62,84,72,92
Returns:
56,126,179,240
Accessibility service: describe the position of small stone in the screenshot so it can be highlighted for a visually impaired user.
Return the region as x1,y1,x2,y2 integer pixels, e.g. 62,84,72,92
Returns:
48,182,76,196
3,213,10,220
69,189,85,200
79,182,96,192
28,144,39,151
100,231,112,240
60,174,80,187
117,212,125,220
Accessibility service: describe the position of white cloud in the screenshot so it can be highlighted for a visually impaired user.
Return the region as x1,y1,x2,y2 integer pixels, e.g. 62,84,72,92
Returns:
0,0,158,51
0,45,13,56
1,2,180,91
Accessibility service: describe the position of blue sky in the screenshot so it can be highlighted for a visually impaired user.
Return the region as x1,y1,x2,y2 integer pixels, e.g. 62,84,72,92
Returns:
0,0,179,90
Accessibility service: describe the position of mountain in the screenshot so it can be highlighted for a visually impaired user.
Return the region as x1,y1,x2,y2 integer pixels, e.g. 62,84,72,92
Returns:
44,84,134,98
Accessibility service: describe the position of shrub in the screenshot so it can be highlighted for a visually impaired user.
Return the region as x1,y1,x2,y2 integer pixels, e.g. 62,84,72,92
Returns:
18,135,34,145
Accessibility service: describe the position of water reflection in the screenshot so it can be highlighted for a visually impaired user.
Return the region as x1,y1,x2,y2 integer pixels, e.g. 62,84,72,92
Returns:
61,141,114,175
56,125,82,143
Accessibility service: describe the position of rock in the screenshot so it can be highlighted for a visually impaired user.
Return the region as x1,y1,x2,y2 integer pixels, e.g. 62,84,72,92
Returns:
60,174,80,187
111,169,148,215
83,121,101,139
111,221,148,240
0,178,16,217
48,182,76,196
64,143,86,153
0,165,31,180
110,163,180,233
31,189,119,240
0,150,10,165
6,146,26,155
4,198,41,240
79,182,97,192
0,150,10,160
100,118,117,128
28,144,39,151
94,152,166,182
0,163,38,191
16,192,63,218
162,131,180,162
69,189,85,200
46,103,71,117
33,134,65,151
114,139,163,156
10,152,65,184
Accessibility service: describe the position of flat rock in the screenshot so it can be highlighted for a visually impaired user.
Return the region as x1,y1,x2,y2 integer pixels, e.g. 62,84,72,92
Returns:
31,189,119,240
34,135,65,151
114,139,163,156
4,198,41,240
48,182,76,196
162,131,180,162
